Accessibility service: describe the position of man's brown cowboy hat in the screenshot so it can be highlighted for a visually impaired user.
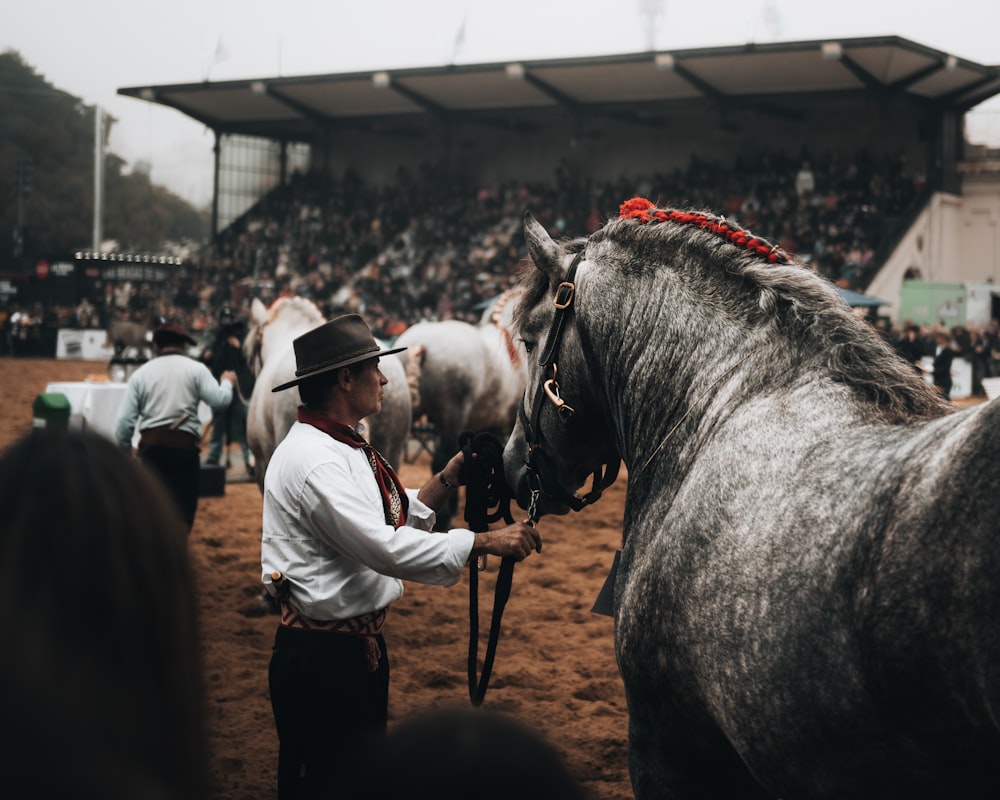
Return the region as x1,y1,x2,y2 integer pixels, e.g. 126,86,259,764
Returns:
153,321,197,348
272,313,406,392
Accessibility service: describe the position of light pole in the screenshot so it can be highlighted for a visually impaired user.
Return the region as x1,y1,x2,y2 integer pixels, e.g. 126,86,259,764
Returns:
93,105,105,251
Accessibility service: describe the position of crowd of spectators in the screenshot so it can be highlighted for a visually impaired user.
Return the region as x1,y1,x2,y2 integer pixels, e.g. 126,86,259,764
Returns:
884,319,1000,398
195,146,926,338
0,146,940,358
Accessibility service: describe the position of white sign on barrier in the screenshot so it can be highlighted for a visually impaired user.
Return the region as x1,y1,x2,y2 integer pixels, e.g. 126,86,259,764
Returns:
56,329,116,361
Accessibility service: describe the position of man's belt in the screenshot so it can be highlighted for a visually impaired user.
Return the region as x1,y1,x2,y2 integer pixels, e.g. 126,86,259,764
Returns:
138,426,199,450
279,600,387,672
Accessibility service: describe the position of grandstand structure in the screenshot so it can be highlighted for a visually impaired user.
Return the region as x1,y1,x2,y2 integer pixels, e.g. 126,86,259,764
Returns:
120,35,1000,321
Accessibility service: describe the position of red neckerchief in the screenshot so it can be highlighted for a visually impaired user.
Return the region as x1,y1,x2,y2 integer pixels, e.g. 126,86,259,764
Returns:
297,406,408,528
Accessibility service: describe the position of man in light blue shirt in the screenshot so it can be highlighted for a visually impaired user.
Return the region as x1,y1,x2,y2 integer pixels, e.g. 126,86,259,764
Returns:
116,321,236,531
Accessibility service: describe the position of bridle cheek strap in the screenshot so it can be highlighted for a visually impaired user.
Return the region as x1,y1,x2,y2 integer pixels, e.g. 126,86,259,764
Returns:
521,248,621,517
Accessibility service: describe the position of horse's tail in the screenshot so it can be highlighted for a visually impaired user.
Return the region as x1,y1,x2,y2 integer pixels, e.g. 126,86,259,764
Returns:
405,344,426,415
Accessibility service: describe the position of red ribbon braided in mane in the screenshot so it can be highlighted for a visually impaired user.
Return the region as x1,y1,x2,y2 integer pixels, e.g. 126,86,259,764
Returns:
618,197,790,264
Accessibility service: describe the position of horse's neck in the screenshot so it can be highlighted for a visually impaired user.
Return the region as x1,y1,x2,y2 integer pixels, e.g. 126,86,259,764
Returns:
262,317,316,361
583,296,765,481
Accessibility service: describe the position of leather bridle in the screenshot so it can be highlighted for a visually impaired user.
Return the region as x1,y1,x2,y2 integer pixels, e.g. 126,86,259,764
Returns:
519,249,621,522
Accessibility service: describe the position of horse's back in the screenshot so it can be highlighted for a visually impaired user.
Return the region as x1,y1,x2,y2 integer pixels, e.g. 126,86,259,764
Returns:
467,323,526,434
832,400,1000,795
872,399,1000,683
620,399,1000,797
393,320,489,420
394,320,485,362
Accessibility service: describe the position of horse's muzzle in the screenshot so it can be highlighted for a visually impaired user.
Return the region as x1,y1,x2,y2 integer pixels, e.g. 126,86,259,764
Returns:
512,467,573,519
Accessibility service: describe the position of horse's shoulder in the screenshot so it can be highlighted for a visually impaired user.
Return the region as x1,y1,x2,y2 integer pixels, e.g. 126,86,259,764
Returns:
936,400,1000,477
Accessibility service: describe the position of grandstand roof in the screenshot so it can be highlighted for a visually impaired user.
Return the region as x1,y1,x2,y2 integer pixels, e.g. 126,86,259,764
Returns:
119,36,1000,142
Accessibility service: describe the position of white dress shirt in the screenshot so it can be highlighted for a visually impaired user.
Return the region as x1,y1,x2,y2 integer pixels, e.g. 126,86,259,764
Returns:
261,419,475,621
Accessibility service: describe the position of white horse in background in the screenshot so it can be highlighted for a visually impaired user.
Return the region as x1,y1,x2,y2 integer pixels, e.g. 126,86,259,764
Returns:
243,297,411,489
393,287,528,481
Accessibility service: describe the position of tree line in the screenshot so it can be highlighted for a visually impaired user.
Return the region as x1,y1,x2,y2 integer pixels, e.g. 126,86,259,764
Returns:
0,51,208,272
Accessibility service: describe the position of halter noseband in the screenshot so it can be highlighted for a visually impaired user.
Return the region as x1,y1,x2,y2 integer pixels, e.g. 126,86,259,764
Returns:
520,249,620,521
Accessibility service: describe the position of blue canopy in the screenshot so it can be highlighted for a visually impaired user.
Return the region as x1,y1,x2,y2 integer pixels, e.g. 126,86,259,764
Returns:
836,287,886,308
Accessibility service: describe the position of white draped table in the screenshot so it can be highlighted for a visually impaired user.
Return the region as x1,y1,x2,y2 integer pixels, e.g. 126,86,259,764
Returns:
43,381,212,444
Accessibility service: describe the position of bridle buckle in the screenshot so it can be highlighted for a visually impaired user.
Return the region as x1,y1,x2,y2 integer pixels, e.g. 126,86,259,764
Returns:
552,281,575,310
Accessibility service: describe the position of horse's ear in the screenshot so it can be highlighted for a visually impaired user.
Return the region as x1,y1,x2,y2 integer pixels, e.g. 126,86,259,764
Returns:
250,298,268,326
523,212,564,284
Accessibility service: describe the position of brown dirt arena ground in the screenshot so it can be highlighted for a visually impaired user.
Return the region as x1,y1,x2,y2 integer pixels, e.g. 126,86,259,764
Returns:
2,357,633,799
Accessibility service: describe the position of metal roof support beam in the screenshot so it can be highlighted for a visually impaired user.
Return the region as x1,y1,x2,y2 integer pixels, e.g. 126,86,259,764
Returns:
141,93,219,130
264,85,333,127
669,62,800,122
671,62,727,105
837,53,886,93
520,71,582,112
382,79,449,117
888,61,945,92
940,73,1000,111
956,82,1000,112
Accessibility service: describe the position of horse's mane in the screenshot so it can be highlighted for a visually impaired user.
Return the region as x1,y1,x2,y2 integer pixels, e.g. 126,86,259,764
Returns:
266,295,324,326
516,206,950,423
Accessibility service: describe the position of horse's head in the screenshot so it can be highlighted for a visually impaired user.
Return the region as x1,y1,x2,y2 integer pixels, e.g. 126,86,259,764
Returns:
243,296,325,377
502,213,620,520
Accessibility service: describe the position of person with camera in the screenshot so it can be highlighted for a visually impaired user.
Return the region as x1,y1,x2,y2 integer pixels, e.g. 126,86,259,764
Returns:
202,307,256,477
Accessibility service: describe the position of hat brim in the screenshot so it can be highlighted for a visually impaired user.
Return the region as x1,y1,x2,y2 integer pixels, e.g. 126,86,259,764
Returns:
271,344,408,392
154,332,197,347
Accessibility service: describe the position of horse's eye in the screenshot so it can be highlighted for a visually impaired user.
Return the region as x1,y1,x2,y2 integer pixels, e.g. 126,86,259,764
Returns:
521,340,535,354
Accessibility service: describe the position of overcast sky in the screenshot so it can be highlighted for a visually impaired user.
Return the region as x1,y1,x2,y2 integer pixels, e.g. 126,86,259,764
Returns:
5,0,1000,207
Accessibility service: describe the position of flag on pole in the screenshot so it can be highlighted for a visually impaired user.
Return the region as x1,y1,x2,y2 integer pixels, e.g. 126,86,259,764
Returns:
203,35,230,80
449,12,467,64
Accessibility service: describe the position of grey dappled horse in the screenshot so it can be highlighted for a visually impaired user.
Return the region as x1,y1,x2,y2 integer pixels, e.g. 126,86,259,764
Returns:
503,198,1000,799
242,297,411,490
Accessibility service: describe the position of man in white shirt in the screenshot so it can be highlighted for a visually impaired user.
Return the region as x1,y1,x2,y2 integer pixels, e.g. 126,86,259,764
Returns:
262,313,540,800
115,321,236,531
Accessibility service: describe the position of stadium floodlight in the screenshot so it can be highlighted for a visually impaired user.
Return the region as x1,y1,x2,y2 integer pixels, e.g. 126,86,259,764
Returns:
821,42,842,60
250,81,267,95
945,54,958,71
372,71,391,88
140,88,155,101
506,63,525,80
654,54,675,70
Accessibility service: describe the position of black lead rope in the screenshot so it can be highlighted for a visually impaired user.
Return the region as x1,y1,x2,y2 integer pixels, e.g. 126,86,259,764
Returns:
460,430,517,706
